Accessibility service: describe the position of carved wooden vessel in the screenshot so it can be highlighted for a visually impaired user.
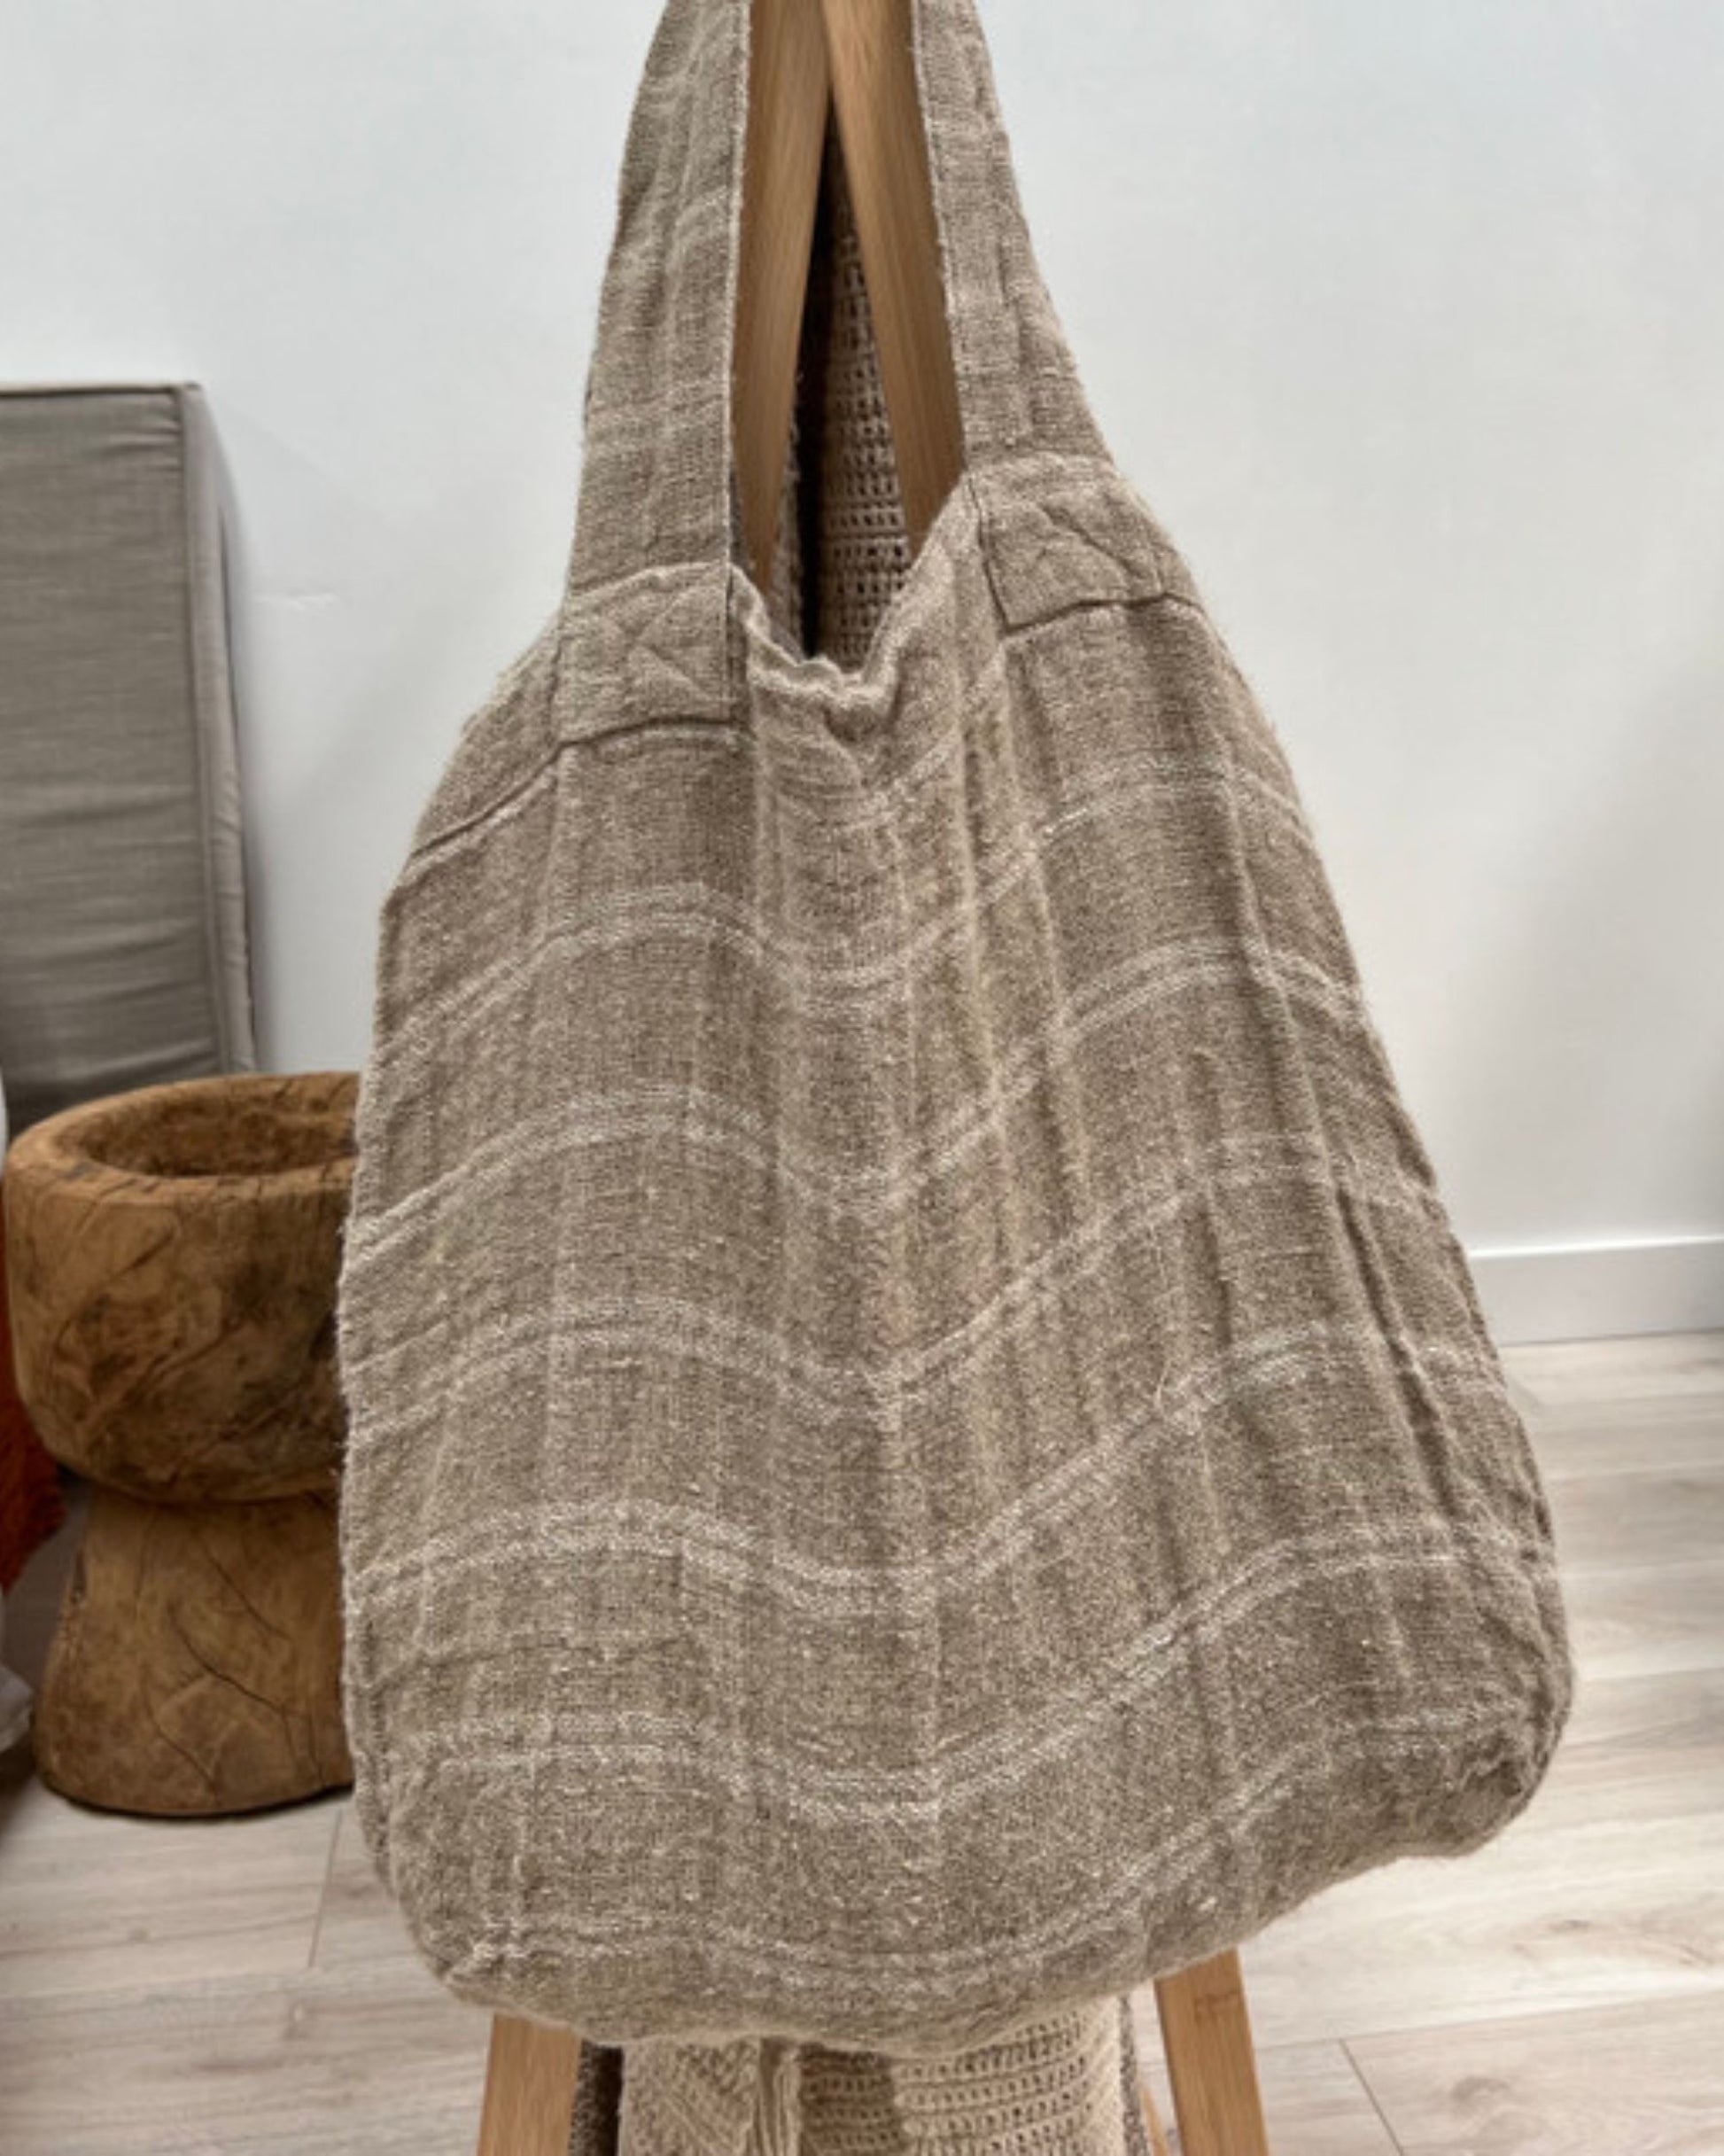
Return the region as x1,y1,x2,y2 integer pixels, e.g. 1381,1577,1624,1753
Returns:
4,1072,357,1814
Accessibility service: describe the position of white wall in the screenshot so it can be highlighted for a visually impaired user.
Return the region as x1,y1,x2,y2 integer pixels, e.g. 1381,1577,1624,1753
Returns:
4,1,1722,1339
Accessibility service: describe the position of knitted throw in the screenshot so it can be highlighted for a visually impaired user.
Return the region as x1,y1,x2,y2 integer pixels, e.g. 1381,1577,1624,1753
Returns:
337,0,1574,2056
568,2000,1154,2156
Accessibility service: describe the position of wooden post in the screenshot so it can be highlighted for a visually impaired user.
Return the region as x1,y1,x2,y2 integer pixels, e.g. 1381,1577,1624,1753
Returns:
733,0,966,589
1153,1950,1271,2156
819,0,965,551
733,0,832,588
477,2016,582,2156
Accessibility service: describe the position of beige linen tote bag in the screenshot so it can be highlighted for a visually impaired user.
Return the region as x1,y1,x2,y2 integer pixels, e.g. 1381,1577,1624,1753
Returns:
338,0,1573,2056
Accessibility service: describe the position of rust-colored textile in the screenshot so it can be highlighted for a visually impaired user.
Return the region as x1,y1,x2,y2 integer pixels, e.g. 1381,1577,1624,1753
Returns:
0,1195,63,1593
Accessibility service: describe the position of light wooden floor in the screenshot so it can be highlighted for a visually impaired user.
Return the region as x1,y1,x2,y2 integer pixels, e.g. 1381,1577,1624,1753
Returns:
1,1333,1720,2154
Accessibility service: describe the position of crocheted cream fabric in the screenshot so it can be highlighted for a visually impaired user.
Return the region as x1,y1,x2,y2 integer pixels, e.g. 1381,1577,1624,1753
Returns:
569,2000,1153,2156
338,0,1574,2057
761,118,912,673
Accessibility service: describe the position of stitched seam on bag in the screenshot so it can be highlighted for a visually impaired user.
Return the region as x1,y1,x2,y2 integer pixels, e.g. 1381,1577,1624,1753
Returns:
586,717,748,758
399,467,1198,868
1000,588,1162,637
402,739,575,864
392,580,1222,878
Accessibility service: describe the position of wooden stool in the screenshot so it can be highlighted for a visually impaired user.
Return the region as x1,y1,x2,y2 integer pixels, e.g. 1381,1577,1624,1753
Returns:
475,1949,1269,2155
3,1071,358,1815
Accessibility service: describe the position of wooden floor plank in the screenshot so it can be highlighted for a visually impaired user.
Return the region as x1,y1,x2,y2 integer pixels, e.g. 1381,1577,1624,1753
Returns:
0,1963,489,2156
310,1799,431,1976
1544,1463,1724,1570
1130,2014,1400,2156
1239,1804,1724,2051
1526,1409,1724,1481
1524,1665,1724,1832
1503,1333,1724,1413
1563,1554,1724,1682
1347,1990,1724,2155
0,1767,340,2004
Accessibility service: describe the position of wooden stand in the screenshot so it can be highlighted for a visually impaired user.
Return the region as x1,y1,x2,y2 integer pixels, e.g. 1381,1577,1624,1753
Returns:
482,0,1273,2141
476,2016,586,2156
1154,1950,1271,2156
474,1950,1269,2153
733,0,963,590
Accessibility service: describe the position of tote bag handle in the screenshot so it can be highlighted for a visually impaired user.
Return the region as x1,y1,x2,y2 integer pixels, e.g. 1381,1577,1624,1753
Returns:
563,0,1110,602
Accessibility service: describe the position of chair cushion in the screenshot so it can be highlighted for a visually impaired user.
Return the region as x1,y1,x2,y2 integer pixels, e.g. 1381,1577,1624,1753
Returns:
0,384,255,1133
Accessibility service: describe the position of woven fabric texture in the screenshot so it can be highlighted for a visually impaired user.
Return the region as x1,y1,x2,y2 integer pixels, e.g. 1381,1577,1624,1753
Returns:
338,0,1574,2058
568,2000,1153,2156
756,116,912,673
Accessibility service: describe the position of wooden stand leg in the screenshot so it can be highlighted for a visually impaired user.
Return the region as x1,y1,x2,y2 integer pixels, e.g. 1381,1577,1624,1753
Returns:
1153,1950,1270,2156
477,2015,582,2156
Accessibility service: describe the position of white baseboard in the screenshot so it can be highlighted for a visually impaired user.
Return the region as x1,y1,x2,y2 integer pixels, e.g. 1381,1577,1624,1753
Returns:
1467,1234,1724,1345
